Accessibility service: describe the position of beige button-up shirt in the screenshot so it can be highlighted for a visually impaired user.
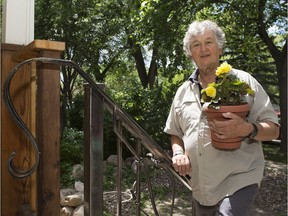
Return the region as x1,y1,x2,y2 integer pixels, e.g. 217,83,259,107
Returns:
164,68,279,206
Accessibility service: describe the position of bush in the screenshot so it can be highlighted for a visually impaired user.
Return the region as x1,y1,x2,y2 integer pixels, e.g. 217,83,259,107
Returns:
60,128,84,188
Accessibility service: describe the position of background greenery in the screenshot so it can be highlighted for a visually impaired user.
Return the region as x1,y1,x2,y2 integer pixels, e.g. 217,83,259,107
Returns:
32,0,287,184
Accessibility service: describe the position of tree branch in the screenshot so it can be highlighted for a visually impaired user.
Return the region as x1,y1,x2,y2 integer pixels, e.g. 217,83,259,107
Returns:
257,0,281,62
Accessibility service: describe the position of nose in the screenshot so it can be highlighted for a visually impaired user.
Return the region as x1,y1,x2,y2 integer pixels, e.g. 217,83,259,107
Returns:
200,43,208,52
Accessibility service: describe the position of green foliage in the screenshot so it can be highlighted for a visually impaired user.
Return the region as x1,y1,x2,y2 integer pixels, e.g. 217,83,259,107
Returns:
60,128,84,188
103,164,116,191
194,1,284,104
103,163,146,191
34,0,286,161
68,93,84,130
105,68,187,150
60,163,74,188
262,143,287,163
153,185,169,200
103,111,118,159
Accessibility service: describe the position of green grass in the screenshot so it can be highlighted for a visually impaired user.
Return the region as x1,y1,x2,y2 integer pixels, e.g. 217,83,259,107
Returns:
262,142,287,163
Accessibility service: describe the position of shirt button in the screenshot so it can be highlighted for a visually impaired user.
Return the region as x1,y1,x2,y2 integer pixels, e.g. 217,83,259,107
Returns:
199,153,202,156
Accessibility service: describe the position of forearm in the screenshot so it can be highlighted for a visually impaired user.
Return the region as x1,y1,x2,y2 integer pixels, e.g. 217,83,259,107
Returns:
211,115,279,141
170,135,191,176
252,121,280,141
171,135,185,155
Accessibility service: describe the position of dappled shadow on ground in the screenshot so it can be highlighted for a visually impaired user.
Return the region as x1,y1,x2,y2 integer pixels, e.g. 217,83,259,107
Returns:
104,159,287,216
140,160,287,216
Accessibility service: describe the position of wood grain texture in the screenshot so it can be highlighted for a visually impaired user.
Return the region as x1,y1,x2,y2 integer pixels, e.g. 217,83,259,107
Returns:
1,41,65,215
1,43,34,216
12,40,65,62
36,50,61,216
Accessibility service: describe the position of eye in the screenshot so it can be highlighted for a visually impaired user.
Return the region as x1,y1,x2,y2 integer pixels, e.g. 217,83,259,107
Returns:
192,43,200,48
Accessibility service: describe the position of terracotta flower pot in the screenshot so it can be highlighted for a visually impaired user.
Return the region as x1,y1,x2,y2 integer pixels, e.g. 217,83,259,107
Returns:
204,103,250,150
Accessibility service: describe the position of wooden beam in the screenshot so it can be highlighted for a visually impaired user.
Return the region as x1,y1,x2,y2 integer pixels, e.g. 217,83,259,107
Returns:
12,40,65,62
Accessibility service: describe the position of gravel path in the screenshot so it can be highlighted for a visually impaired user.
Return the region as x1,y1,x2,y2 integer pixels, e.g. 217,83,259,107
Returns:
254,160,287,215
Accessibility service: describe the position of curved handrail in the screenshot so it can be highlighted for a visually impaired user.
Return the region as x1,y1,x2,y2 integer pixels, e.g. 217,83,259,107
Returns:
3,57,191,190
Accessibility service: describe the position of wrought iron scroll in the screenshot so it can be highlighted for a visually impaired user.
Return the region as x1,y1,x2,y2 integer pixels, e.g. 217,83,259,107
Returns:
2,57,102,178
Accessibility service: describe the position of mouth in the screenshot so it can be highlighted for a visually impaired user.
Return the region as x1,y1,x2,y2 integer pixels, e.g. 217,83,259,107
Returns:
200,54,210,58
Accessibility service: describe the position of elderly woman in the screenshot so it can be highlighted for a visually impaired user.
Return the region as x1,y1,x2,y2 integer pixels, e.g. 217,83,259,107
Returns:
164,20,279,215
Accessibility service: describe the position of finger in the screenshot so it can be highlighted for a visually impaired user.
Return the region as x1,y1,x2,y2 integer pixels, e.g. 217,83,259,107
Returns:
185,164,191,175
177,163,186,176
179,158,190,175
173,163,179,172
173,157,184,172
214,133,227,139
172,155,191,175
222,112,233,119
172,159,179,171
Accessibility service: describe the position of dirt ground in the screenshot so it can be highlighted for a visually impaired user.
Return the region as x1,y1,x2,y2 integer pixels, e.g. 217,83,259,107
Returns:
140,160,287,216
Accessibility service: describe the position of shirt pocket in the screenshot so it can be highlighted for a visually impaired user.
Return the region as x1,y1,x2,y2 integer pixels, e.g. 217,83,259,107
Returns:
175,96,201,132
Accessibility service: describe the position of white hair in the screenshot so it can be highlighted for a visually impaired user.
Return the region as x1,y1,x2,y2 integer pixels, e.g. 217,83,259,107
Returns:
183,20,226,58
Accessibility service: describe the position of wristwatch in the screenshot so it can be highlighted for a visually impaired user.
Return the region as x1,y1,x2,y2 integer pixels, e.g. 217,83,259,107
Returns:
247,123,258,139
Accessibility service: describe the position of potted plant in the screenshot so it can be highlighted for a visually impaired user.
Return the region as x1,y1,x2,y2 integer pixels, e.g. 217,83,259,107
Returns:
201,62,255,150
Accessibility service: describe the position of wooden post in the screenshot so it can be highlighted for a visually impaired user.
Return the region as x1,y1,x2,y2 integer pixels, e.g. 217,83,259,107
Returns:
29,61,37,212
1,43,35,216
2,0,35,212
1,40,65,216
36,50,61,216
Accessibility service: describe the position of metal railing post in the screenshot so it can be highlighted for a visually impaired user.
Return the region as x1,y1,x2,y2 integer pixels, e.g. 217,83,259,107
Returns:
135,139,142,216
84,84,104,216
116,119,123,215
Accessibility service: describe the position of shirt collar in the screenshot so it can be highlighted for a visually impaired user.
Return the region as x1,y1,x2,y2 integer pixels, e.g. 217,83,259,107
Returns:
188,68,200,84
188,61,224,84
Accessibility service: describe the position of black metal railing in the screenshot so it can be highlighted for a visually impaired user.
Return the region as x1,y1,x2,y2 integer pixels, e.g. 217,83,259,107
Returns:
3,57,192,216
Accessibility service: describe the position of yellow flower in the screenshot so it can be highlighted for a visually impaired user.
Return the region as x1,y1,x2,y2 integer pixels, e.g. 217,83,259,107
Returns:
201,62,254,108
215,62,232,76
205,85,217,98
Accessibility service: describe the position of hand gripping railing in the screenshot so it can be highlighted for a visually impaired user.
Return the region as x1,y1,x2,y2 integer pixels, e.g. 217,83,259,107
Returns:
3,57,192,214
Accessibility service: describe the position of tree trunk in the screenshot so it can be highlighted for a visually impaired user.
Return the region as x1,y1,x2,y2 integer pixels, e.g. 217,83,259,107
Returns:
258,0,287,151
278,47,287,152
148,47,158,89
127,37,148,88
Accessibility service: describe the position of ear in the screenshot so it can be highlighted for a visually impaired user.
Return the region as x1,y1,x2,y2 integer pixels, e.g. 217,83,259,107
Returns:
219,48,223,55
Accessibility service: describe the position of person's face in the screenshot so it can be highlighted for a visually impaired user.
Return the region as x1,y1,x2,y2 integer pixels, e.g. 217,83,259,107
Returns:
190,30,222,70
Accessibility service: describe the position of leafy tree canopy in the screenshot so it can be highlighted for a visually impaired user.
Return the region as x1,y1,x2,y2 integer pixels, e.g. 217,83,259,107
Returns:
34,0,287,149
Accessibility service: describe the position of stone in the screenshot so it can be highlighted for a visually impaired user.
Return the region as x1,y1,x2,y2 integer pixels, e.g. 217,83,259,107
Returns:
60,206,73,216
75,181,84,192
142,157,155,167
107,154,123,166
60,188,77,201
72,164,84,180
124,156,135,167
60,194,84,207
72,205,84,216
